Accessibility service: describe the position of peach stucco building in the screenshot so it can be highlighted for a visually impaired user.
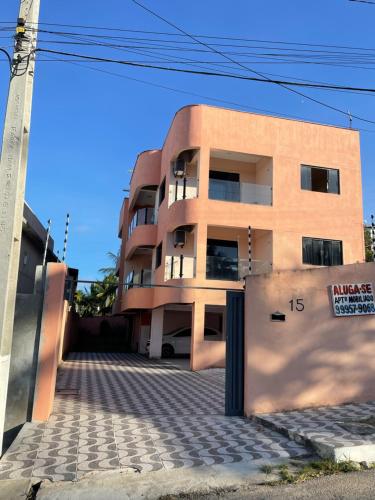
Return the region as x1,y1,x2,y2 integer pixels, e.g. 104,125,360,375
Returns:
115,104,365,371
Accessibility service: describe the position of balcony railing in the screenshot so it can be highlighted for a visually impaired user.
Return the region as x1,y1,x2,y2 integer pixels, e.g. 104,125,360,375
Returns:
169,177,198,205
209,179,272,206
165,255,196,280
128,207,156,238
124,268,152,289
206,256,272,281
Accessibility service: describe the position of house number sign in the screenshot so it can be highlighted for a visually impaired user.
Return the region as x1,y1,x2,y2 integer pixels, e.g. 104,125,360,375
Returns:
331,283,375,316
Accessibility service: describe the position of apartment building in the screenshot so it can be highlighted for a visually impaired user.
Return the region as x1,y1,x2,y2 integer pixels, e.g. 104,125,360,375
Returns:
115,104,365,371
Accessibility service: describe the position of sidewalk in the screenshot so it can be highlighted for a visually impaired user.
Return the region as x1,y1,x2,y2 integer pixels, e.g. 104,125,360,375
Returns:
0,353,307,483
254,401,375,463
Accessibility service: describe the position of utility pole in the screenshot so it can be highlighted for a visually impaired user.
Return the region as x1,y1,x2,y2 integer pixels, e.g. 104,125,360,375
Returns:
0,0,40,453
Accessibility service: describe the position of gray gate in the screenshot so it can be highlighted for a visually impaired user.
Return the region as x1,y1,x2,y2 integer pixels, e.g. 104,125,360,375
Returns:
225,290,245,416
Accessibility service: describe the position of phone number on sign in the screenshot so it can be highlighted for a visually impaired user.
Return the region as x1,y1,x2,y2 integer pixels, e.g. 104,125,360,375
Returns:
335,303,375,315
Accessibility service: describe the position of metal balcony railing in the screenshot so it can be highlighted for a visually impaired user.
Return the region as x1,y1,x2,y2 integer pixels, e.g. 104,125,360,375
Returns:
206,256,272,281
165,255,196,280
124,268,152,289
128,208,156,238
209,179,272,206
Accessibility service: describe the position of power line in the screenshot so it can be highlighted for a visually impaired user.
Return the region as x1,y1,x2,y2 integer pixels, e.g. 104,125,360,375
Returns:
35,48,375,95
6,20,375,54
41,53,324,120
47,53,375,133
349,0,375,4
28,27,375,90
0,47,11,71
44,29,375,88
30,29,375,57
128,0,375,125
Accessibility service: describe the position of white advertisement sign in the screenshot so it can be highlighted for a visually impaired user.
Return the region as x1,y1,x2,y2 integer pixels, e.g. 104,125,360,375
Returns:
331,283,375,317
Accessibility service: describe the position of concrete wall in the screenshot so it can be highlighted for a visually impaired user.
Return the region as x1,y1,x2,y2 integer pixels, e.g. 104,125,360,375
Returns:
69,315,131,352
32,263,67,422
4,282,44,446
244,262,375,415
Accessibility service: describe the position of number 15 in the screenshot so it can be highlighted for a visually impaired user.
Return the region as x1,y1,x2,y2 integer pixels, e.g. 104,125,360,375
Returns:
289,298,304,312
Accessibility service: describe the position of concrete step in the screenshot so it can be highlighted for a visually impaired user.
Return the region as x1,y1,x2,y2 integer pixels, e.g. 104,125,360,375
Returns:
252,402,375,463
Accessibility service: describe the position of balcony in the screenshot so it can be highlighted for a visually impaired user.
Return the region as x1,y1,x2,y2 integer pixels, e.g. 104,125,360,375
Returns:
209,149,273,207
206,256,272,281
165,255,196,280
128,208,156,238
209,179,272,206
169,176,198,206
121,268,154,311
124,268,152,289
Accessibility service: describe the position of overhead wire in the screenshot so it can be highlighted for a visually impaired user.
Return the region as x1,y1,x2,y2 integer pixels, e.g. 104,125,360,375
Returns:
41,52,375,133
34,48,375,96
128,0,375,125
2,20,374,54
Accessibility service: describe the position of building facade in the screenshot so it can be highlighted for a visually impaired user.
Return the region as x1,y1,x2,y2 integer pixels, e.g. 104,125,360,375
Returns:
115,105,365,371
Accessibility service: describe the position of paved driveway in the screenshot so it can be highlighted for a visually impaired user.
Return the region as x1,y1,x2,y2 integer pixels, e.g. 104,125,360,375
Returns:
0,353,306,481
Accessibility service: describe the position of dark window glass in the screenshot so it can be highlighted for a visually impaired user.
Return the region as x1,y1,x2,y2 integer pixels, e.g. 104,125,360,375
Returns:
331,240,343,266
209,170,240,202
158,177,166,206
301,166,311,190
209,171,240,182
206,239,238,280
301,165,340,194
155,242,162,269
328,169,340,194
302,237,343,266
174,328,191,338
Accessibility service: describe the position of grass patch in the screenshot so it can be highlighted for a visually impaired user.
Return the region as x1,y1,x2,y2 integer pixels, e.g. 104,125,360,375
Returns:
260,464,273,474
266,459,372,485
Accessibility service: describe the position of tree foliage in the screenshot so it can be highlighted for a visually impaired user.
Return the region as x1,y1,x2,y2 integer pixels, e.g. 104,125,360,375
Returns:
365,227,373,263
74,252,119,317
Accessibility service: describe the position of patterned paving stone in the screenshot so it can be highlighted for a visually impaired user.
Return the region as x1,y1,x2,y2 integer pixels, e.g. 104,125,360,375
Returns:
256,402,375,451
0,353,307,481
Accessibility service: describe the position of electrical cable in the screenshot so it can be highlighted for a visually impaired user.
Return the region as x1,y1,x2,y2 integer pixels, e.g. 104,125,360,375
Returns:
34,48,375,95
30,30,375,92
129,0,375,125
4,20,374,55
0,47,12,72
349,0,375,4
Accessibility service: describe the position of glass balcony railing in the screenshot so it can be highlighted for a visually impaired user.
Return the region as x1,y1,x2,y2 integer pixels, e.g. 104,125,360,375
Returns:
206,256,272,281
124,268,152,289
169,177,198,206
165,255,196,280
209,179,272,206
128,208,156,238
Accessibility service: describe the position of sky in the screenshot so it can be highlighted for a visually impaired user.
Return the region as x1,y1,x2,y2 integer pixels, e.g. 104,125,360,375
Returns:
1,0,375,281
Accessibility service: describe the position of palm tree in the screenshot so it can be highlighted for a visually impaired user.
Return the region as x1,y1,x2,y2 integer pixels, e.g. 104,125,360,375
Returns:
74,251,119,317
98,251,120,275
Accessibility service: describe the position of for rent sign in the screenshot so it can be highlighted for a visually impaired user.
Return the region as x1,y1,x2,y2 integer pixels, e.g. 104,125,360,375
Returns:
331,283,375,316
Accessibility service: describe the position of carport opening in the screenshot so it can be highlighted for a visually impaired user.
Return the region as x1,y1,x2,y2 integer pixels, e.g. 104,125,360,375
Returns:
162,305,192,366
204,305,226,341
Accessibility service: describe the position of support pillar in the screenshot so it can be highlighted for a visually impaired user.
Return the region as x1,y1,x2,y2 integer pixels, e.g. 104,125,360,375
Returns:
190,301,205,371
149,307,164,359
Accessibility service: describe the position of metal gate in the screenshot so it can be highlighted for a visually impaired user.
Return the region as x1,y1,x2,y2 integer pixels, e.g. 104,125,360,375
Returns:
225,290,245,416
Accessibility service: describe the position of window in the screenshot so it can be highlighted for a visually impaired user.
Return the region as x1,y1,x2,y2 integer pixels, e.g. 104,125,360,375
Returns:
301,165,340,194
209,170,240,202
302,237,343,266
206,239,238,280
173,328,191,338
158,177,166,206
155,242,163,269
